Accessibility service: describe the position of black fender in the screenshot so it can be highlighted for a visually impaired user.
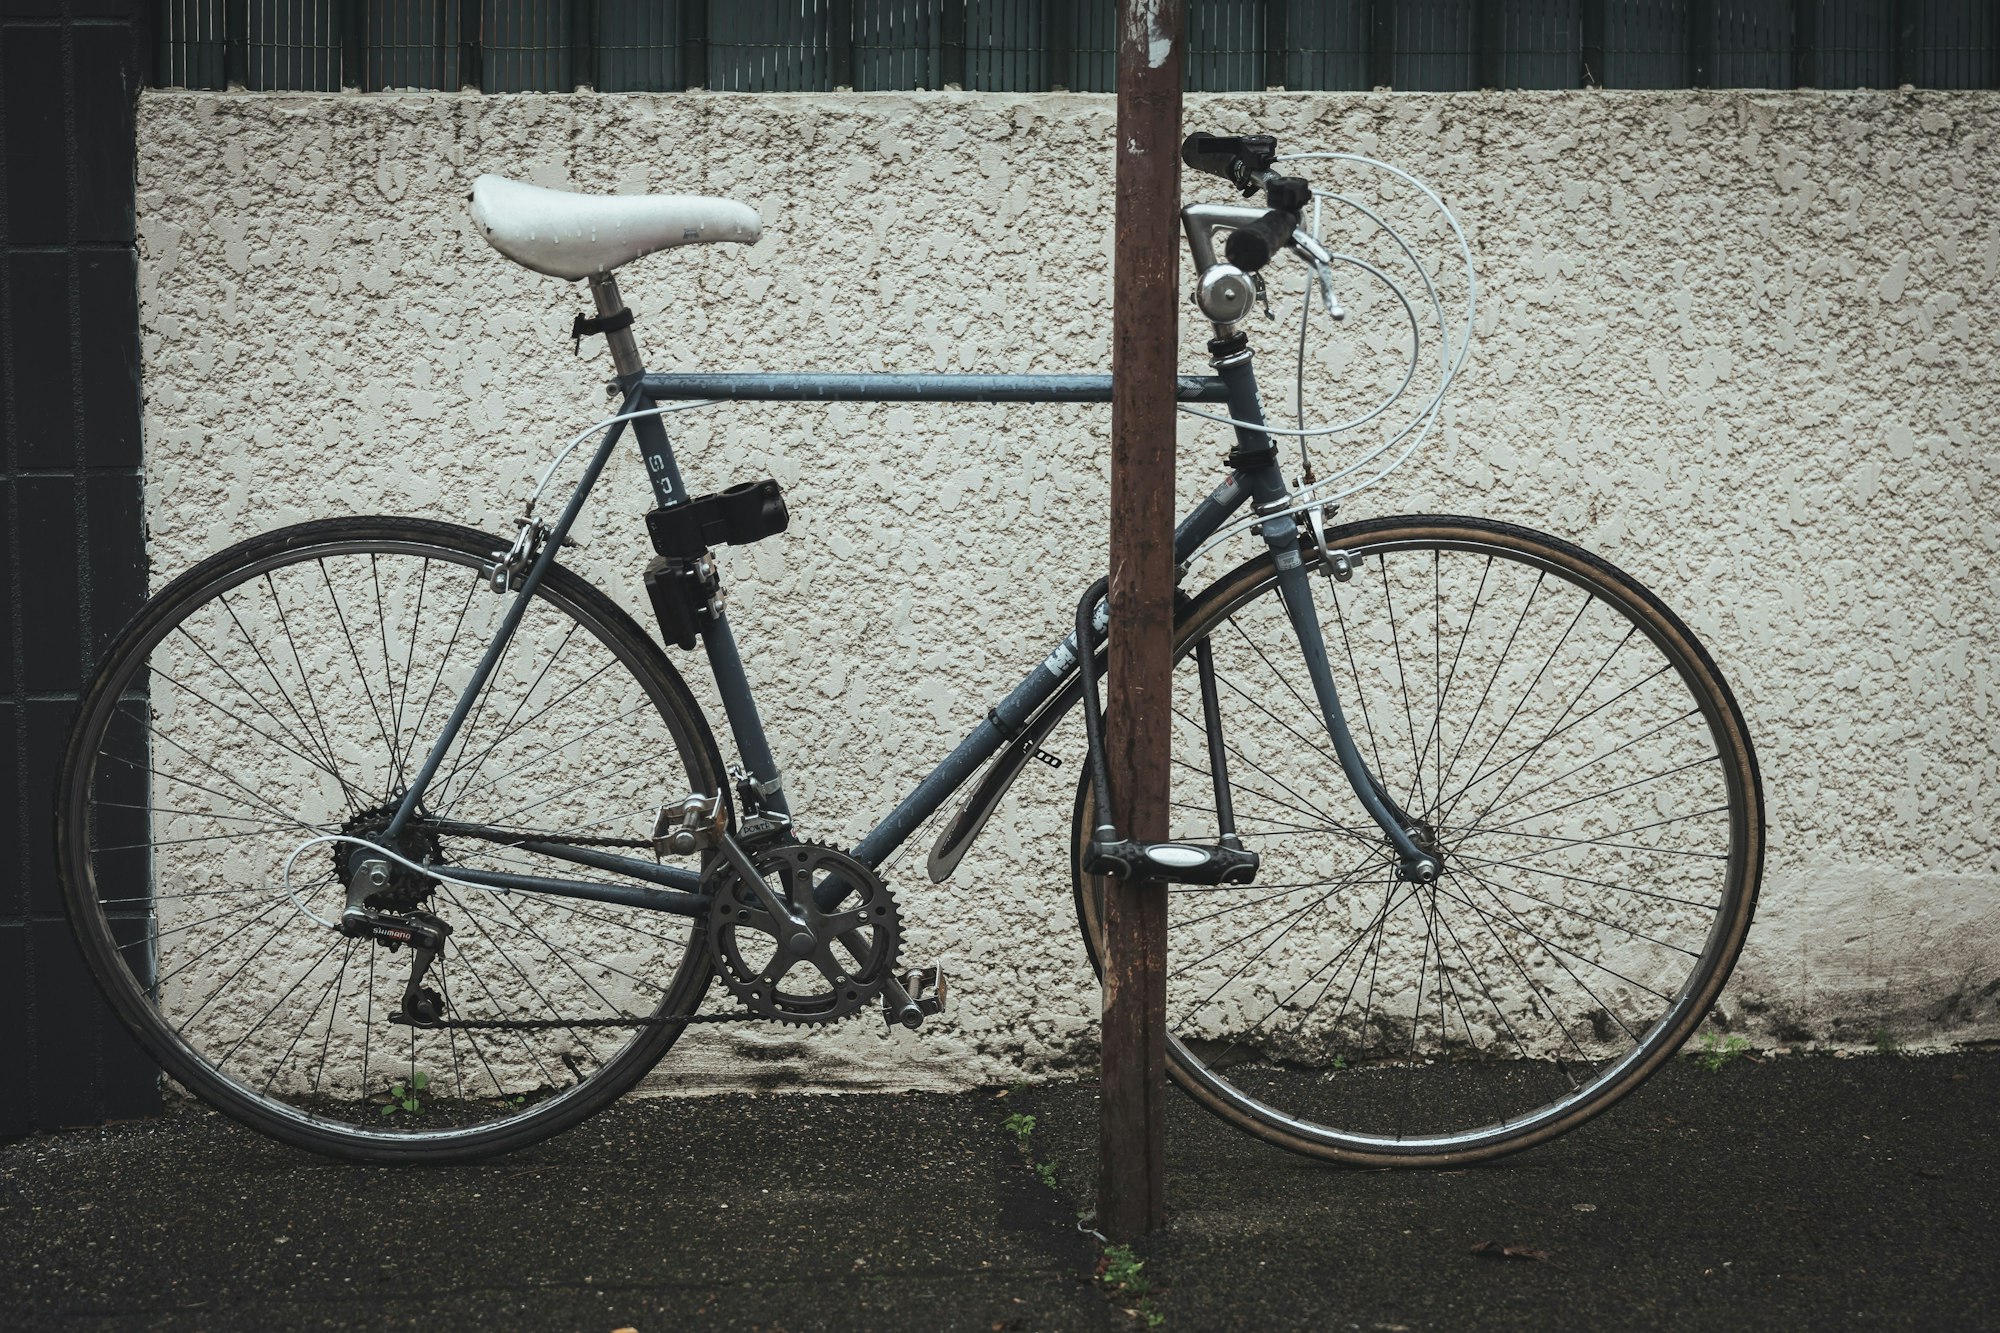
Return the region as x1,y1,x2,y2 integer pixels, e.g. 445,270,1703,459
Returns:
925,672,1088,882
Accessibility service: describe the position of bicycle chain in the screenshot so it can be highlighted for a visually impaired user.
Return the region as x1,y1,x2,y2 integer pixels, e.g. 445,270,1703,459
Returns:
387,817,724,1031
394,1009,758,1032
389,821,842,1031
418,818,654,850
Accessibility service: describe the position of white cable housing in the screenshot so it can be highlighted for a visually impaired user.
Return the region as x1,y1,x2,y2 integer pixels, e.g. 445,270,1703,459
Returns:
281,833,522,931
528,400,720,512
1181,151,1478,563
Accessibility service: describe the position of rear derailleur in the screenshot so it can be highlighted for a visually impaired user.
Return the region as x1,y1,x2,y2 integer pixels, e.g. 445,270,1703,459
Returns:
341,903,453,1027
337,844,453,1027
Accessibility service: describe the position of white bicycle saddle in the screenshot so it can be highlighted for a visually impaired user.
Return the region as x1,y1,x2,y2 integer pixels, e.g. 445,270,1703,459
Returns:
469,175,762,280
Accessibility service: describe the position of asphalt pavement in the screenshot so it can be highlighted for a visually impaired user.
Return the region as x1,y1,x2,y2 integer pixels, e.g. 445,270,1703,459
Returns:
3,1050,1995,1330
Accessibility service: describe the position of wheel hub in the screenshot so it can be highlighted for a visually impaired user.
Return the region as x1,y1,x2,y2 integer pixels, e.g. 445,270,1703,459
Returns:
1405,819,1444,860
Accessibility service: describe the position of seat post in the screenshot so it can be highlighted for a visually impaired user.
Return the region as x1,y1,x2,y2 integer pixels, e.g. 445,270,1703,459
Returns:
585,272,645,378
586,270,688,510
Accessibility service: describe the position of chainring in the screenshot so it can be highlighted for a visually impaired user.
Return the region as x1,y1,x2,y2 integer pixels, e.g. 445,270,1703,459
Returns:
705,841,901,1026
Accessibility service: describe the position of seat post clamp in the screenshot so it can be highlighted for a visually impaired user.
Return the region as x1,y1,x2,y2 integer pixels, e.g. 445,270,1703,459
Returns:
571,307,635,356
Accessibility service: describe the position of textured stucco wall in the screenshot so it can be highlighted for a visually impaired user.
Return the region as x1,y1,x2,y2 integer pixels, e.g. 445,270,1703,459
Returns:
134,88,1999,1089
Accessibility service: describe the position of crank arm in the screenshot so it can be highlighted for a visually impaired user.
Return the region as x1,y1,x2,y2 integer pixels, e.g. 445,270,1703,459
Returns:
847,931,923,1029
716,831,807,929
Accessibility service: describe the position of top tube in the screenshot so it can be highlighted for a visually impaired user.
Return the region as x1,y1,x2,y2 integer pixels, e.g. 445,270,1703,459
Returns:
637,373,1231,404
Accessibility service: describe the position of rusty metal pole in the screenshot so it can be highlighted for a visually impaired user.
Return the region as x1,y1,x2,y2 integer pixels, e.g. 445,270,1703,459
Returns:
1099,0,1183,1243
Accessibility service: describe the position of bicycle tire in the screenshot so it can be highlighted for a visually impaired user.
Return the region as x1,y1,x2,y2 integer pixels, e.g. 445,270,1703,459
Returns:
1072,514,1764,1167
57,516,728,1163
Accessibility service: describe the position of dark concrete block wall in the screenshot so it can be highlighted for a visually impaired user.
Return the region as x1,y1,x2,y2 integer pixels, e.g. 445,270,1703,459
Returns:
1,0,158,1138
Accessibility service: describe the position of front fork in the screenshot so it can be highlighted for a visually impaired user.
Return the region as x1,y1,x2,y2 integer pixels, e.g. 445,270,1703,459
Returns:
1249,504,1437,883
1210,339,1439,885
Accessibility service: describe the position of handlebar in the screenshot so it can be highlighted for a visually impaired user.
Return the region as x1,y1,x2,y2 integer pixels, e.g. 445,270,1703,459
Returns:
1180,132,1278,194
1181,132,1314,275
1222,209,1296,273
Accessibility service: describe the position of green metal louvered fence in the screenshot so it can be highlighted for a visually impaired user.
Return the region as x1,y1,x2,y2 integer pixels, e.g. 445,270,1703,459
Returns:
157,2,1998,93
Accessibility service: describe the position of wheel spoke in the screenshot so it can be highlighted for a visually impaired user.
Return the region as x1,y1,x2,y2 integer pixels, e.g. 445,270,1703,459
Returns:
1326,583,1394,799
315,558,405,797
398,575,482,783
440,683,643,813
1444,849,1719,913
1225,613,1346,771
1219,870,1423,1064
1450,809,1730,861
255,575,365,815
432,622,584,811
1435,592,1594,830
1376,553,1430,814
168,624,354,799
1473,752,1721,835
1448,676,1680,820
441,887,609,1069
1437,624,1634,831
310,939,355,1095
1433,568,1544,801
1438,865,1671,1007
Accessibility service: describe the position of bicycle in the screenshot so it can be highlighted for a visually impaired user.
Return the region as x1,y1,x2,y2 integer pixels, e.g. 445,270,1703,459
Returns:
56,132,1763,1167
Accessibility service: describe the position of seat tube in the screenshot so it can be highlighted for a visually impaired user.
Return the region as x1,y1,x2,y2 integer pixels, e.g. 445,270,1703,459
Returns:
1212,336,1436,883
586,273,788,818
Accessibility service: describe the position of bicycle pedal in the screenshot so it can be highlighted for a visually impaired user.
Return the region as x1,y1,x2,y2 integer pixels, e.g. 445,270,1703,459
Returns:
885,965,946,1027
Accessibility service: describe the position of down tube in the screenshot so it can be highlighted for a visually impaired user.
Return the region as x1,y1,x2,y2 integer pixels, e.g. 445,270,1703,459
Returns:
846,472,1253,872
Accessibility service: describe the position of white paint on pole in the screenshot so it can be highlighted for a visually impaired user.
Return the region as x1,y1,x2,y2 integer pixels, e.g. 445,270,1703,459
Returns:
1122,0,1174,69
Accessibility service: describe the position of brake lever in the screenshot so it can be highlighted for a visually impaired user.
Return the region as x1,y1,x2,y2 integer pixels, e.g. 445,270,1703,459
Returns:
1290,230,1345,321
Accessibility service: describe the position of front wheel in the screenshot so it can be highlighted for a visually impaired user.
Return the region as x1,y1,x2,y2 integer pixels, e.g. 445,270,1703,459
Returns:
1073,515,1764,1167
57,517,727,1163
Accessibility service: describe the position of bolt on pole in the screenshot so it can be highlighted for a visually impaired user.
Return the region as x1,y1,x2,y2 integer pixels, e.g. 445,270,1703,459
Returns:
1100,0,1183,1243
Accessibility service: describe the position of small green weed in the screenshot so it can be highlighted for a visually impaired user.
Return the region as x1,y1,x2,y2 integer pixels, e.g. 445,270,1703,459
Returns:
1098,1243,1164,1327
376,1070,428,1116
1000,1110,1063,1196
1871,1026,1900,1055
1100,1244,1149,1295
1331,1054,1348,1071
1694,1031,1749,1072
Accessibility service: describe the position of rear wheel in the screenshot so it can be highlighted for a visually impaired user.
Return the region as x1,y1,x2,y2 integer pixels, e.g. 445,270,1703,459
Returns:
1073,515,1763,1166
57,517,726,1163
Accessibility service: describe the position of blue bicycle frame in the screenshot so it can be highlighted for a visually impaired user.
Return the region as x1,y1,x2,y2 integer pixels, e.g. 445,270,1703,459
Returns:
380,269,1434,927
